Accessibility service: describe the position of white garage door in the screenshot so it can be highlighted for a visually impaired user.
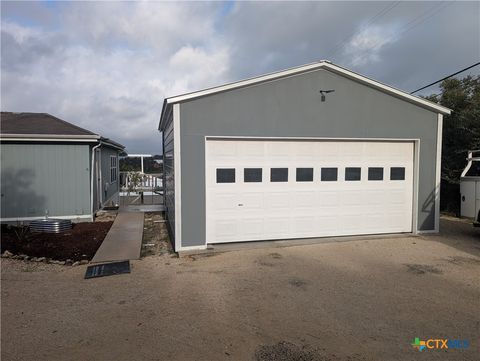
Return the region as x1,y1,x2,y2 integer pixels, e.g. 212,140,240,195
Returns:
206,139,414,244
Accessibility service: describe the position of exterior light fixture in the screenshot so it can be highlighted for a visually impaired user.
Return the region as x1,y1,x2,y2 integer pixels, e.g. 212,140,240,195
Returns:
319,89,335,102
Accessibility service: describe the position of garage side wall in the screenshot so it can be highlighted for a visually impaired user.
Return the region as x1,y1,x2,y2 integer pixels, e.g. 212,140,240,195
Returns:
179,69,440,247
0,143,91,219
162,108,176,241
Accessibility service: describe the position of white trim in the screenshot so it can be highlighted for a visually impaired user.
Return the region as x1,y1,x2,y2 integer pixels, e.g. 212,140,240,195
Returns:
177,245,208,252
1,214,93,222
206,135,420,142
417,229,438,234
324,63,451,115
412,140,421,234
1,137,99,142
460,150,480,178
90,143,101,215
164,61,451,115
434,114,443,232
204,137,208,248
173,103,182,251
204,136,419,242
125,153,153,157
97,148,103,208
0,133,100,140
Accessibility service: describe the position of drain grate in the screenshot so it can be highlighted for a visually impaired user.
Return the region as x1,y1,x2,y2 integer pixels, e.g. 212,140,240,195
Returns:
85,261,130,279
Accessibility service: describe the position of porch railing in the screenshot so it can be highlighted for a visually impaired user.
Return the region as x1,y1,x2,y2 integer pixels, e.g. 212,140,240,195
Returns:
119,172,163,193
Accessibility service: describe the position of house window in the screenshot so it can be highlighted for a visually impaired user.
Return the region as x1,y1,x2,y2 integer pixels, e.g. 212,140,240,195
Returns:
244,168,262,182
296,168,313,182
368,167,384,181
217,168,235,183
345,167,361,181
321,167,338,181
110,156,118,182
271,168,288,182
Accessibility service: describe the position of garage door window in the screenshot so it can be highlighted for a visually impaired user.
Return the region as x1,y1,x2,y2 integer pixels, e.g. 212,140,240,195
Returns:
321,168,338,181
271,168,288,182
390,167,405,180
244,168,262,182
345,167,361,181
216,168,235,183
368,167,384,181
296,168,313,182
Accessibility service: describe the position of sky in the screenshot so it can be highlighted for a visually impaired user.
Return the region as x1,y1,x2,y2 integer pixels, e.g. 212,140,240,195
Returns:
1,1,479,154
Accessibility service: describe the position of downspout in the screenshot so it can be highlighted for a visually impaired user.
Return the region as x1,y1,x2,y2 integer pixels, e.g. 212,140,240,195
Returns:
90,142,102,220
117,151,120,206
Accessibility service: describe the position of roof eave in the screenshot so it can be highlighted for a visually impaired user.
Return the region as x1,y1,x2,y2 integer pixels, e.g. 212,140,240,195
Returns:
0,134,101,142
322,63,452,115
99,137,125,150
161,61,452,116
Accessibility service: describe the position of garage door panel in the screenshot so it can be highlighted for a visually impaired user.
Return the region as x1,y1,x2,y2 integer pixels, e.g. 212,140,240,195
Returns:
339,191,365,206
206,139,414,244
265,192,291,209
211,194,238,210
212,220,239,241
293,216,316,235
264,217,290,236
242,192,264,209
293,191,316,208
317,192,339,207
240,218,265,237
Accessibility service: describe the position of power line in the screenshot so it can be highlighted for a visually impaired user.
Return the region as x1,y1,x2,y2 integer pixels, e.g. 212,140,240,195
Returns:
352,1,451,67
410,62,480,94
327,1,401,60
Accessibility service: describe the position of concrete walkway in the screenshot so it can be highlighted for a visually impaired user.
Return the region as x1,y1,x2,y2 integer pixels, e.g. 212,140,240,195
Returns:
91,212,144,263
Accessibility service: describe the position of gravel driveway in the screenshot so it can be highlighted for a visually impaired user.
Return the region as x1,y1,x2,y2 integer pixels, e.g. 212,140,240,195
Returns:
1,217,479,361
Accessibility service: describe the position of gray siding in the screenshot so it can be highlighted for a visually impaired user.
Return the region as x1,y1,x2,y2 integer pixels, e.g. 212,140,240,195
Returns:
179,68,440,247
1,143,91,219
99,145,120,206
163,108,176,239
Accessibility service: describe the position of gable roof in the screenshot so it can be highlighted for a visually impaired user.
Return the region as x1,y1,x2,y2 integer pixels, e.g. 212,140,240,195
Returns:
159,60,451,129
0,112,124,149
1,112,96,136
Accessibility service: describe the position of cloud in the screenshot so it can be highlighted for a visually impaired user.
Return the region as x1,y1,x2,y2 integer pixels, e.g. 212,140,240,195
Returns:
343,24,399,66
1,1,229,153
1,1,479,152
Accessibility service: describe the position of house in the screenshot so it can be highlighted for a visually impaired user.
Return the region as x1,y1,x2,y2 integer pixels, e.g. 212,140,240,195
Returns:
158,61,451,252
0,112,125,222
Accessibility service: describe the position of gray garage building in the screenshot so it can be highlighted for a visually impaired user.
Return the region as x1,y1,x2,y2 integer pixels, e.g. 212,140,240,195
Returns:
1,112,125,222
158,61,451,252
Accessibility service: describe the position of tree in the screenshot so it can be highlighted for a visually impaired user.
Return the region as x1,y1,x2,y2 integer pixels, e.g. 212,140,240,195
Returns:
425,75,480,183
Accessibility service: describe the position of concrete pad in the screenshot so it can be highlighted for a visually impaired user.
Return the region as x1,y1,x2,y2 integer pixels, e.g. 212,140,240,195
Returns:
91,212,144,263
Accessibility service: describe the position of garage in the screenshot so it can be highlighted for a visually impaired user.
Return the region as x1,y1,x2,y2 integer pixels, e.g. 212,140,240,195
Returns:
206,139,414,243
158,60,451,252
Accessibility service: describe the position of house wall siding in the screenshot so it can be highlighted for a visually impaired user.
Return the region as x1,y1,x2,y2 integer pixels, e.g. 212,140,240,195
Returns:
178,68,439,247
0,142,91,219
99,145,120,206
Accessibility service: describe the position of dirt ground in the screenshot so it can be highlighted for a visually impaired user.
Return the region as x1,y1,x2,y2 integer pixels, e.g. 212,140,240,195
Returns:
141,212,174,257
1,220,113,262
1,217,479,361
